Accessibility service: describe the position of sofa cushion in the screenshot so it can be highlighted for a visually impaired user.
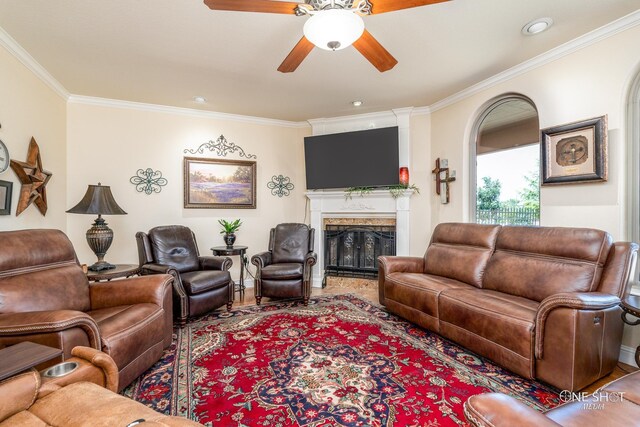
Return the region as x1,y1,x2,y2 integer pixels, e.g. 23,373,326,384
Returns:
439,288,538,360
180,270,231,295
483,226,612,302
385,272,475,320
261,263,303,280
424,223,500,288
88,304,165,370
0,230,90,314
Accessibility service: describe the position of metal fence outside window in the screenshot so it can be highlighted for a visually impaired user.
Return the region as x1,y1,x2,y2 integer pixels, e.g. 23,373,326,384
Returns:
476,208,540,226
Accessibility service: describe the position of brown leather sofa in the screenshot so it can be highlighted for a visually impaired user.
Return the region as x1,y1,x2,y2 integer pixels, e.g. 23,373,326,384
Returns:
379,223,638,391
136,225,234,325
464,369,640,426
0,346,203,426
251,223,317,306
0,229,173,390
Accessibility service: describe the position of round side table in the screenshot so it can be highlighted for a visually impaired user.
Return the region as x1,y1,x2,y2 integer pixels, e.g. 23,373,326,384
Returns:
211,246,248,301
86,264,141,282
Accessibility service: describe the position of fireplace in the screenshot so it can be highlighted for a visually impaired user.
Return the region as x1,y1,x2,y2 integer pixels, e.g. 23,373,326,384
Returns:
324,224,396,281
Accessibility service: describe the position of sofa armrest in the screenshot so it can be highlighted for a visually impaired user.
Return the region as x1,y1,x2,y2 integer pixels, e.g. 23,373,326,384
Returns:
378,256,425,275
464,394,559,427
89,274,173,310
251,251,272,270
70,346,119,392
0,311,101,350
199,256,232,271
535,292,620,358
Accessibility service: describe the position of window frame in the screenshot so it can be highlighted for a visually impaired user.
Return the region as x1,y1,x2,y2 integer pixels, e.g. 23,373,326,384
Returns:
469,93,539,223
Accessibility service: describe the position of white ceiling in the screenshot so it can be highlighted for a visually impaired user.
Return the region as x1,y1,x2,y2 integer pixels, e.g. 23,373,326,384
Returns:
0,0,638,122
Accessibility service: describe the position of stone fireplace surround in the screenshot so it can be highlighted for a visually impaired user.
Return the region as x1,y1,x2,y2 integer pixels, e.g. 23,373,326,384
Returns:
306,190,411,287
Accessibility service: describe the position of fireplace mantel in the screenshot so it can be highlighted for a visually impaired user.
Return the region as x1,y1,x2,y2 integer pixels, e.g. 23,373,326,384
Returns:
306,190,411,288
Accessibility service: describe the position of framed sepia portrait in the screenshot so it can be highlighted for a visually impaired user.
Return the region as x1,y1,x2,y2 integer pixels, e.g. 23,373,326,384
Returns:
0,180,12,215
184,157,256,209
540,115,608,185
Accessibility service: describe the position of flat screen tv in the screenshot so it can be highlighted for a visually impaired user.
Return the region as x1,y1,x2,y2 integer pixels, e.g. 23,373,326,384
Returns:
304,126,399,190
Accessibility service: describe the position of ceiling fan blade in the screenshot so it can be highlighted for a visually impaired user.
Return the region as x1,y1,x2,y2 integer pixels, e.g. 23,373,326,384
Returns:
203,0,301,14
369,0,450,14
352,30,398,72
278,36,315,73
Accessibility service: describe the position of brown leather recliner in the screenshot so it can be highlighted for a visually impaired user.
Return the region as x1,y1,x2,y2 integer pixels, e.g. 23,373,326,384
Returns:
0,229,173,391
136,225,234,326
251,223,317,306
0,346,204,426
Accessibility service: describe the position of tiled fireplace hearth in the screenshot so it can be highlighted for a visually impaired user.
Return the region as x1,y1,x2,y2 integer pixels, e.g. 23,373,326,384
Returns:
306,190,411,287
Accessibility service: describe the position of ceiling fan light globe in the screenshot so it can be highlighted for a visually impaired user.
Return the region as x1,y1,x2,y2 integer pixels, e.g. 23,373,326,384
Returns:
303,9,365,51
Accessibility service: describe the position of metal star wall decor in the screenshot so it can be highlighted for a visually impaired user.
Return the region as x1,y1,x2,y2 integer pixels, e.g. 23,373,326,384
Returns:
184,135,257,159
10,137,52,216
129,168,168,195
267,175,294,197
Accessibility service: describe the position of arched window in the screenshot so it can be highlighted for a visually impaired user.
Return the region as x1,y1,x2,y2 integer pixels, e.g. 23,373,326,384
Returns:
470,94,540,225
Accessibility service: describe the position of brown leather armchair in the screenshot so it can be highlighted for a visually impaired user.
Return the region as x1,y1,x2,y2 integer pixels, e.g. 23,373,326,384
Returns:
0,229,173,391
251,223,317,306
136,225,234,326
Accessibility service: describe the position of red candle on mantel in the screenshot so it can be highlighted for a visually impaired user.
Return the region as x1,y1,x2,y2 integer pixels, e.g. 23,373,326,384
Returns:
399,167,409,186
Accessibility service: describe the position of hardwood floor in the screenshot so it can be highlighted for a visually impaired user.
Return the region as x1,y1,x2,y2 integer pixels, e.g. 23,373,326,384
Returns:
231,278,637,394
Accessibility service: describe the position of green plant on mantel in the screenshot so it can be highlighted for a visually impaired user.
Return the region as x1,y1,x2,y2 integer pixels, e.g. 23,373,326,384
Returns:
345,184,420,200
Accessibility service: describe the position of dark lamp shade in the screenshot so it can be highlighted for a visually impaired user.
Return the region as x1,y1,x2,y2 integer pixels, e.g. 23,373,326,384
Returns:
66,184,127,215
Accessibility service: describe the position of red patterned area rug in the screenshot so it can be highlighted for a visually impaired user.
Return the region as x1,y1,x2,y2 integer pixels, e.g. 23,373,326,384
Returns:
123,294,559,426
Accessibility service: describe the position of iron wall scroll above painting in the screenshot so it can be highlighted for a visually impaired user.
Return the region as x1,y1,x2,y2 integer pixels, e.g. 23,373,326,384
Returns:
541,115,608,185
184,135,257,159
184,157,256,209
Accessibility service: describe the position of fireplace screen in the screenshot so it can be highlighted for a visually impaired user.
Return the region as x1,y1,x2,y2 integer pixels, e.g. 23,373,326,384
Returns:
324,225,396,279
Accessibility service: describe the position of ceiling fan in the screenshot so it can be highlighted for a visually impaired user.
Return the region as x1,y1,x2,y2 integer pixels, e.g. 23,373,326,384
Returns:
203,0,450,73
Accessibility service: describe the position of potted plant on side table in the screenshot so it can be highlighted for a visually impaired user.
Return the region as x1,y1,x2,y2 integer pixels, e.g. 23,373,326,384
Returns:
219,219,242,248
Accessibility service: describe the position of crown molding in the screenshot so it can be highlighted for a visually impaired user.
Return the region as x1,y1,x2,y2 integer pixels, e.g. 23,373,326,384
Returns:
67,95,309,128
429,9,640,113
0,26,69,100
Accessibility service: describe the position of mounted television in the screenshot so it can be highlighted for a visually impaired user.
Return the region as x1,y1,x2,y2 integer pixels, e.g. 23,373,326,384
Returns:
304,126,399,190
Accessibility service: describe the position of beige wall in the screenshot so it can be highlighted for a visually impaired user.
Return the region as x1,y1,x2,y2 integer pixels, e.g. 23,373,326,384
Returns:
428,25,640,240
66,102,309,281
425,25,640,349
0,45,67,231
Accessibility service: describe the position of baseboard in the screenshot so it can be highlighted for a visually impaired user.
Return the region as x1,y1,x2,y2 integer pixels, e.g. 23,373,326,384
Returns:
619,344,637,366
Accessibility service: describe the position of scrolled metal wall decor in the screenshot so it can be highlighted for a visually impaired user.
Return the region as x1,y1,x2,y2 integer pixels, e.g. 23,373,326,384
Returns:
184,135,257,159
267,175,294,197
130,168,168,195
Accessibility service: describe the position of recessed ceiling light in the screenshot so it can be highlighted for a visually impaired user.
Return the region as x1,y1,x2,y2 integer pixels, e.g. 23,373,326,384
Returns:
522,17,553,36
193,96,207,103
352,100,363,107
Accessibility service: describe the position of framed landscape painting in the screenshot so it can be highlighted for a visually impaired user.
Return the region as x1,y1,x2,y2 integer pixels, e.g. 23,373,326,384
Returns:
184,157,256,209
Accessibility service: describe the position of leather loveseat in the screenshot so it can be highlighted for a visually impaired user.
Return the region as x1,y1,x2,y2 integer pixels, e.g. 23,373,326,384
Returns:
0,346,203,426
378,223,638,391
0,229,174,390
464,369,640,426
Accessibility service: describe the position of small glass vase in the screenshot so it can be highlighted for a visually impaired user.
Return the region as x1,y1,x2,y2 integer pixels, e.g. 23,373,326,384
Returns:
223,233,236,248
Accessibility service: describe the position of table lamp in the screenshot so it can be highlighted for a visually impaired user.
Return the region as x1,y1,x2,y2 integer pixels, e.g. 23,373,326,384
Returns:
66,183,127,271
